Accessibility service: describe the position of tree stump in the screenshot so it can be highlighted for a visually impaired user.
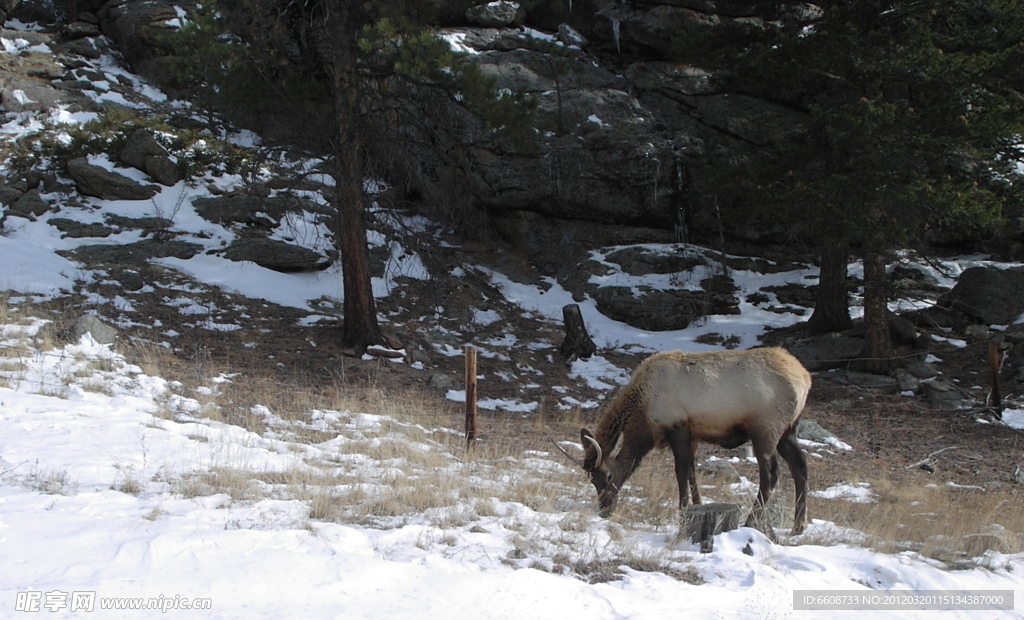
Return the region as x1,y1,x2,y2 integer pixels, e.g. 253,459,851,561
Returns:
559,303,596,361
683,503,741,553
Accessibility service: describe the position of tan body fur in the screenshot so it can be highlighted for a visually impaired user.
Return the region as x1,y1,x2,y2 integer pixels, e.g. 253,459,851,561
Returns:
579,347,812,534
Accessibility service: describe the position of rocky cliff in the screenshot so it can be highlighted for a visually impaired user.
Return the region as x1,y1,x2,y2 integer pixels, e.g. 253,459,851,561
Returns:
32,0,817,252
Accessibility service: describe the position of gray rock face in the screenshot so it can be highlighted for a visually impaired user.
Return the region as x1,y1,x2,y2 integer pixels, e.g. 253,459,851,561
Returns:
66,158,161,201
95,1,817,243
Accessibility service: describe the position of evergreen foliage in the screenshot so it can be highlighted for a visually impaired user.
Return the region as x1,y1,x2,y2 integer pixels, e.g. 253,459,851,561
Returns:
6,109,253,180
162,0,535,352
736,0,1024,252
679,1,1024,350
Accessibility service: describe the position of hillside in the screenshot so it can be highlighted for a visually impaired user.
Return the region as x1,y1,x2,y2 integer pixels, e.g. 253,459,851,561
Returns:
2,8,1024,619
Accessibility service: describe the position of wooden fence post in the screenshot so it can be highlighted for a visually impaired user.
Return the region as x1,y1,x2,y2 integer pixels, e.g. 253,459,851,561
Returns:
465,345,478,449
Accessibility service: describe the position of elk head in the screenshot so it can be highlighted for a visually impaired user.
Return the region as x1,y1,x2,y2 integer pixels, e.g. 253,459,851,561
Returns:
580,428,629,516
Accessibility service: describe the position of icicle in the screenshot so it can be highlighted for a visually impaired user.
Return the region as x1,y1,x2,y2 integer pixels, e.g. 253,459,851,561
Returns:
611,18,621,53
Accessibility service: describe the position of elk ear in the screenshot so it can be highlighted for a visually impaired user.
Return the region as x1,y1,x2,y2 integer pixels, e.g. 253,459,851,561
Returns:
607,432,625,460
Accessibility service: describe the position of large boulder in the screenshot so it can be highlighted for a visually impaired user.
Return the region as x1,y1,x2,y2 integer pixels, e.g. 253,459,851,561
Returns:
939,266,1024,325
66,158,161,201
465,1,525,27
96,0,180,73
222,238,330,273
67,239,203,264
120,128,170,170
192,195,331,228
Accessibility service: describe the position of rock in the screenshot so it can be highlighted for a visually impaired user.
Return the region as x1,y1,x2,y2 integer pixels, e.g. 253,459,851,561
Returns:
144,155,182,186
604,245,707,275
906,361,938,379
0,186,23,206
683,502,742,553
115,270,145,291
104,214,174,231
921,379,971,409
9,189,50,217
893,368,919,393
964,324,990,342
47,217,115,238
626,61,729,97
465,1,525,28
888,312,919,345
0,77,73,113
816,370,898,390
60,37,105,59
795,419,838,444
405,341,432,366
698,460,740,484
120,129,170,171
788,336,864,371
557,23,587,48
96,0,180,75
429,373,457,394
960,526,1021,556
66,157,160,201
63,21,102,39
72,314,118,345
69,239,203,264
192,195,330,228
939,266,1024,325
591,286,735,331
222,238,329,273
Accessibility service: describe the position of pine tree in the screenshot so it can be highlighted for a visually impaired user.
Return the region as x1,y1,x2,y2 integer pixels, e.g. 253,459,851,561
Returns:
703,1,1024,369
167,0,533,354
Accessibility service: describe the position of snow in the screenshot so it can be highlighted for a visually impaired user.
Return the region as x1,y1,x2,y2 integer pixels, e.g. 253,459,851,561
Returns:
1,21,1023,620
1002,409,1024,430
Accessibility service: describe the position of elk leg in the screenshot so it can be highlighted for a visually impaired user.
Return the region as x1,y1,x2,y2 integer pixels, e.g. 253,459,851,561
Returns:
689,440,701,505
666,427,694,510
768,453,780,492
777,429,809,535
744,438,775,530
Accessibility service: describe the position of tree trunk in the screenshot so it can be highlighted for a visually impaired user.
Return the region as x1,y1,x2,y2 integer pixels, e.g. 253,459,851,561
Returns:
806,242,853,333
559,303,597,361
862,249,893,373
316,0,385,354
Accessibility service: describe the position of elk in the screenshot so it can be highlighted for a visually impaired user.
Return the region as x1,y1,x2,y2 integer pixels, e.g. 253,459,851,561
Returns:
562,347,811,534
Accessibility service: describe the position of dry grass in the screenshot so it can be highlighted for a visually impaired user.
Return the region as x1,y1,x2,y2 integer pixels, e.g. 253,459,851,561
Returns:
4,297,1022,576
807,474,1024,563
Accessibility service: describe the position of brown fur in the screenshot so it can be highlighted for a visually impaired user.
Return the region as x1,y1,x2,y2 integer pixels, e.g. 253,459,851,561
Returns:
578,347,811,534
